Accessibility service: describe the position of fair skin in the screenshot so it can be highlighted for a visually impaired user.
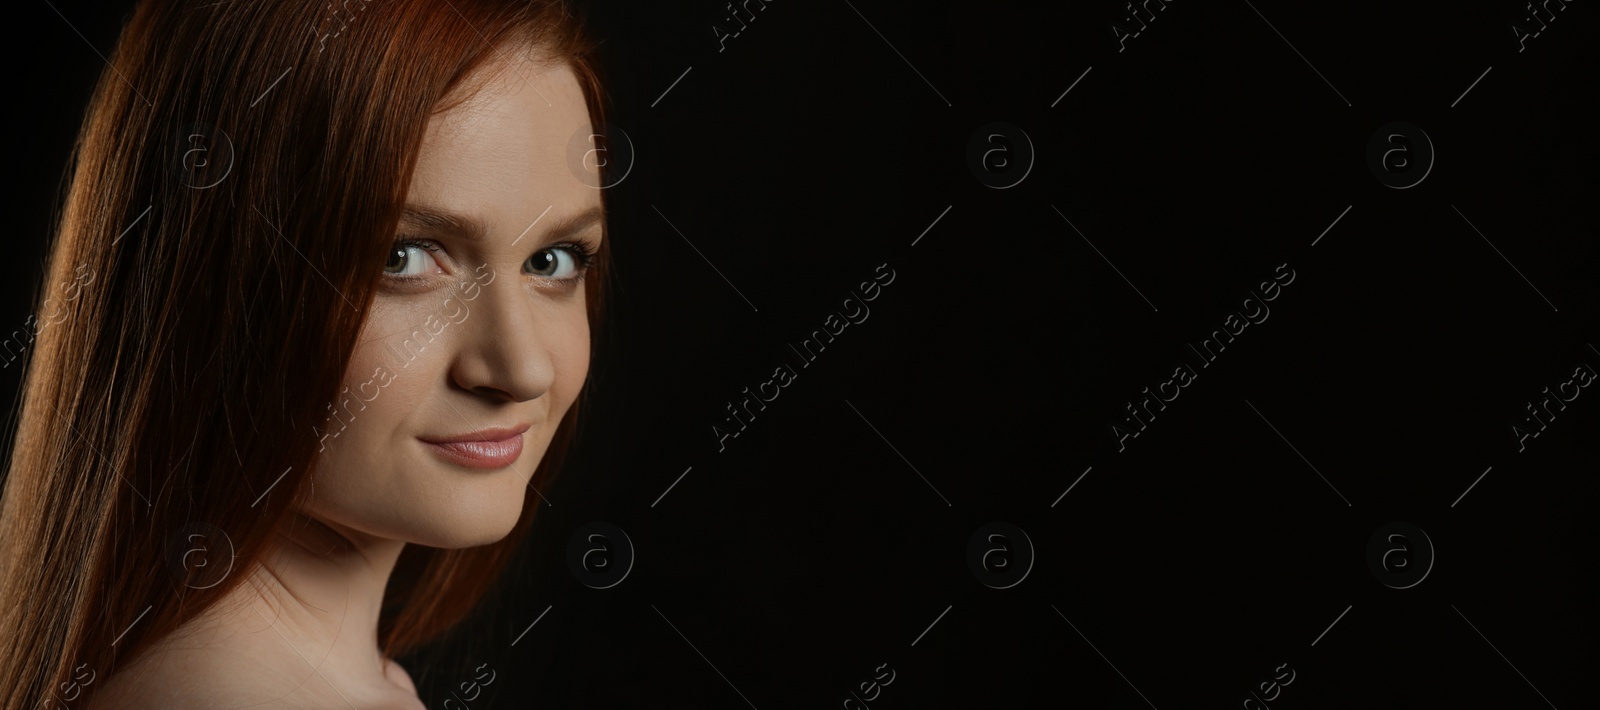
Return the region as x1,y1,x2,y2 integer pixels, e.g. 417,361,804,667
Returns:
92,48,601,709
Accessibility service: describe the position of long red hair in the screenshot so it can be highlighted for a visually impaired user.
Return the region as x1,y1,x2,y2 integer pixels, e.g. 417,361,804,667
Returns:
0,1,610,706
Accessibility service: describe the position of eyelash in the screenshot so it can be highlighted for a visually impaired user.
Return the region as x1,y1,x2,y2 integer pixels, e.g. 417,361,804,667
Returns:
388,236,600,284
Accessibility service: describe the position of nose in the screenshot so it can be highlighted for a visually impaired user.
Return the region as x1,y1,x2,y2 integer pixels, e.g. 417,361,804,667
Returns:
447,272,552,403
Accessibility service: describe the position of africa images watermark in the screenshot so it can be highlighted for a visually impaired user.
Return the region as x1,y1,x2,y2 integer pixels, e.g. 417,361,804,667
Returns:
711,262,896,453
1112,262,1297,452
838,661,897,710
312,263,497,453
440,661,497,710
1110,0,1175,53
712,0,776,53
36,661,97,709
1,261,96,370
1510,356,1593,454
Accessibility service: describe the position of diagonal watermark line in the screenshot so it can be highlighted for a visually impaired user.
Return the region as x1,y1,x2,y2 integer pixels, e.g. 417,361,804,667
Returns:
651,66,693,108
43,0,153,107
442,0,552,106
1241,0,1351,106
110,605,152,647
1052,205,1158,312
1452,205,1558,312
42,396,151,508
841,0,950,106
252,206,360,312
845,399,950,506
255,607,360,710
1451,466,1493,508
1051,605,1159,710
1051,66,1092,107
652,466,694,508
510,604,552,646
1243,399,1352,506
251,65,294,108
652,204,758,312
524,473,556,508
1051,466,1093,508
1451,66,1492,108
652,604,759,710
1311,604,1352,646
911,205,951,247
111,205,153,246
1450,604,1560,709
1311,204,1351,247
911,604,952,646
250,466,293,508
511,204,554,246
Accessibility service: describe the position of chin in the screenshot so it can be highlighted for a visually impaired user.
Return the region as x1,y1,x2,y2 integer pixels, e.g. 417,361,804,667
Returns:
410,493,527,549
413,528,515,550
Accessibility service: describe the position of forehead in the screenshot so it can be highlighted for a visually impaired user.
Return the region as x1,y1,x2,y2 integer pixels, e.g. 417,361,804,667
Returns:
405,53,599,224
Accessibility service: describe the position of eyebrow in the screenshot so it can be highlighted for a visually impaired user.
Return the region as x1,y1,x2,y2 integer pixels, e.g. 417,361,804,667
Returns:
398,204,604,246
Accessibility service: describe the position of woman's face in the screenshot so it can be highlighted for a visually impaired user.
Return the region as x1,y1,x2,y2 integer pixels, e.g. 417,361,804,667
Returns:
306,50,601,548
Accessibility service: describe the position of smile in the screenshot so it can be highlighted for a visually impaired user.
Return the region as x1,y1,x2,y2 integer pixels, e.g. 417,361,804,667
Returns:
418,429,527,469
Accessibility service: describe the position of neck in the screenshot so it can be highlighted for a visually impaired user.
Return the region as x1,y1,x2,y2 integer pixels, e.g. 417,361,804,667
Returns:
246,510,407,673
98,509,423,707
176,509,410,695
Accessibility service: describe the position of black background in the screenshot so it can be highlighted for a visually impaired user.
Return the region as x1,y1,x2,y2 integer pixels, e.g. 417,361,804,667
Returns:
5,0,1595,707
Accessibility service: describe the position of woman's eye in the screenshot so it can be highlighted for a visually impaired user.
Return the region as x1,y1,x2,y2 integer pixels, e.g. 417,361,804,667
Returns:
385,240,441,276
526,247,583,279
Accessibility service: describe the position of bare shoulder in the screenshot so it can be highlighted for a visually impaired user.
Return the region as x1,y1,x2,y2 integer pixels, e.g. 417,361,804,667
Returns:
85,649,210,710
85,646,306,710
384,657,417,693
92,656,426,710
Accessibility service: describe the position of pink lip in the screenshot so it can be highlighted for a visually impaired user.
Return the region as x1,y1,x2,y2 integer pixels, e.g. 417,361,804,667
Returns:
418,425,529,469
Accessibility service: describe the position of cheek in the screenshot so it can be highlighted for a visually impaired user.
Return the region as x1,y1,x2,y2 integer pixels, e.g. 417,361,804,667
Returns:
551,304,592,403
329,309,452,446
307,314,445,509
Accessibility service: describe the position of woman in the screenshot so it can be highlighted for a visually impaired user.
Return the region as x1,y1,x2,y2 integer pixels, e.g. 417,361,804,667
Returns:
0,0,613,706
